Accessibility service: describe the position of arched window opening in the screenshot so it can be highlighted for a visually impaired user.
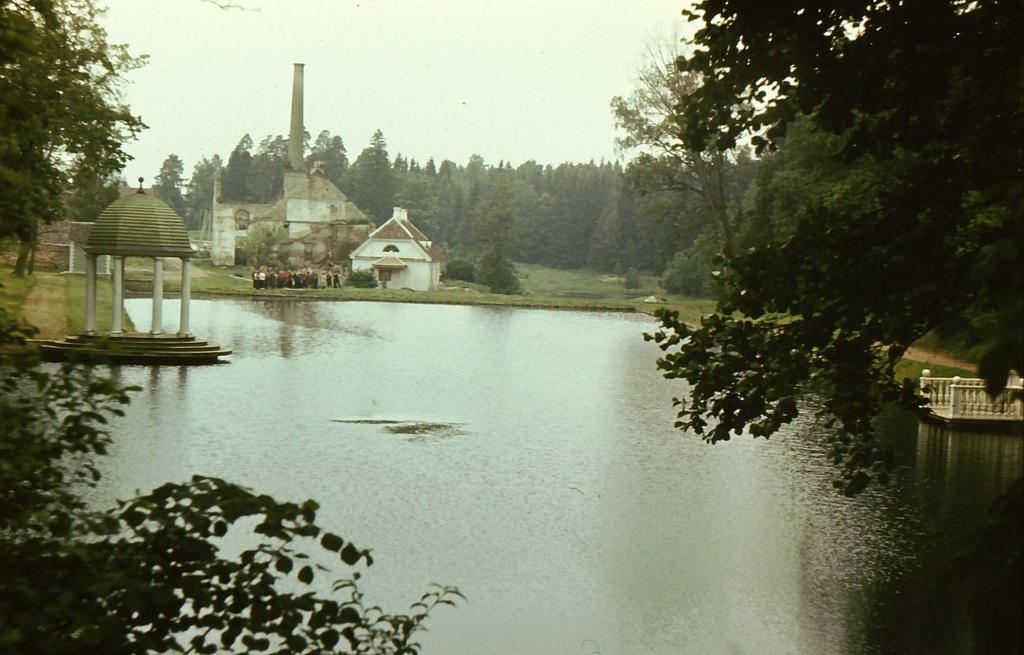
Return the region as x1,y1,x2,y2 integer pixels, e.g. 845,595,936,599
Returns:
383,244,399,253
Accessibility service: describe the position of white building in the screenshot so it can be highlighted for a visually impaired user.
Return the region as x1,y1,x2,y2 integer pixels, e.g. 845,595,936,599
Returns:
349,208,443,290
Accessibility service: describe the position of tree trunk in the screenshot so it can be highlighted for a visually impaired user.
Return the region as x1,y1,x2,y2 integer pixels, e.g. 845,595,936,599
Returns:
13,239,34,277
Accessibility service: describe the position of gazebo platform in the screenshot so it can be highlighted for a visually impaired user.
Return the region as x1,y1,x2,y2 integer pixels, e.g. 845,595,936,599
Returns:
36,332,231,365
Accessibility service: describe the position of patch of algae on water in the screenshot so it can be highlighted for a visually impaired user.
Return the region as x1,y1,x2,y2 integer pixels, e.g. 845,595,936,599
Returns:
332,419,468,442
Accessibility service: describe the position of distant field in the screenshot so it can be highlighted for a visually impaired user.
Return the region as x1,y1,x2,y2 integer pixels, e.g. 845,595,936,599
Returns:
517,263,661,298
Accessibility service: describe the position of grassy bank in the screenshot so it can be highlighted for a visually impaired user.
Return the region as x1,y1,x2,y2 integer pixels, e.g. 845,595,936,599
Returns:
894,358,973,384
0,271,132,339
0,271,35,322
65,274,132,334
1,264,974,383
123,260,711,316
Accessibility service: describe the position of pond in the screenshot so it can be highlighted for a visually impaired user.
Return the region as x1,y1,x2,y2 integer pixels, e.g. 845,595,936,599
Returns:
92,298,1021,655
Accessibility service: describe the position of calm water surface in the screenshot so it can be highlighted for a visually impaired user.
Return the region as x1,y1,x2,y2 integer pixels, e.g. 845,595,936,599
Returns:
91,298,1021,655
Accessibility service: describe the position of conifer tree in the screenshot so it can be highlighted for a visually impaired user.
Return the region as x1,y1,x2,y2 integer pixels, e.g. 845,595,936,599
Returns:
152,154,187,219
345,130,394,223
221,134,254,202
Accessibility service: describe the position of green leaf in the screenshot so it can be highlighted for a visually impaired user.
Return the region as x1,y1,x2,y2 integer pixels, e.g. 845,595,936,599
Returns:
320,531,344,552
339,606,361,624
297,565,314,584
340,543,361,566
321,629,340,649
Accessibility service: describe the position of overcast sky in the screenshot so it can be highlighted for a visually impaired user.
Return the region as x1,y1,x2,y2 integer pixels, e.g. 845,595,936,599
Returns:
98,0,692,184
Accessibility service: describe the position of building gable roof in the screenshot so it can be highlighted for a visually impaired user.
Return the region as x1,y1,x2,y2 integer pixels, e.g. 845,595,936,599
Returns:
351,211,443,263
368,217,428,242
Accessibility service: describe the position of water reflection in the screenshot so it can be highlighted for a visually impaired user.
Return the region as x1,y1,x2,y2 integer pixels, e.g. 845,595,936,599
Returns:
98,298,1022,655
916,421,1024,500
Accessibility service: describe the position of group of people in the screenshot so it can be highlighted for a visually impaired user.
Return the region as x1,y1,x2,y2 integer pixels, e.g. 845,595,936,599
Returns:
251,266,347,290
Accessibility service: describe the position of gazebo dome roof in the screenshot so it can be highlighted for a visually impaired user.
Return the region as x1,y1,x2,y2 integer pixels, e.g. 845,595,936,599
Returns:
85,190,195,258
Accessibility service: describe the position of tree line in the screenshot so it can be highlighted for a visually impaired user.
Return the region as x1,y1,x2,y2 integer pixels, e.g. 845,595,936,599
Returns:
54,35,885,303
133,131,703,285
68,48,875,303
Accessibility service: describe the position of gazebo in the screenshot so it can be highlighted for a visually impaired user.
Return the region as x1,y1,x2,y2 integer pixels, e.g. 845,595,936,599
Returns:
38,183,231,364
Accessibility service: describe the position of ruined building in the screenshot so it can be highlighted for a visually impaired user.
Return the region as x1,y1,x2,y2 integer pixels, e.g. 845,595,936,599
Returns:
210,64,372,267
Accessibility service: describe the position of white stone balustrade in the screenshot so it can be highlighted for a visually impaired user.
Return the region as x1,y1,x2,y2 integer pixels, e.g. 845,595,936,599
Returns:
920,369,1024,422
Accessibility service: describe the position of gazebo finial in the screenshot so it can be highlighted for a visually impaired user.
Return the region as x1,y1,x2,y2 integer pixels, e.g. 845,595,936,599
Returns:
137,177,145,194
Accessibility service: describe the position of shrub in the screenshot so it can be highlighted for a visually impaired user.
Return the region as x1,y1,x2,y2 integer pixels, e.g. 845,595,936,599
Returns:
445,258,476,283
660,249,718,297
345,268,378,288
476,249,522,295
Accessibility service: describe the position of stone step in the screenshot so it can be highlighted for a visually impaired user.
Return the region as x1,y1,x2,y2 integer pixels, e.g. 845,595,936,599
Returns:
62,336,220,351
35,333,232,365
50,341,226,353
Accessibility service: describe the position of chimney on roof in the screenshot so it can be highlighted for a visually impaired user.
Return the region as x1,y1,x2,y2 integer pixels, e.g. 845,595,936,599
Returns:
289,63,305,173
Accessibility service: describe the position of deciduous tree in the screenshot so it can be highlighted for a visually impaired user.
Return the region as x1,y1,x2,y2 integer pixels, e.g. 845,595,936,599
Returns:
473,172,522,295
611,40,753,286
64,169,122,223
653,0,1023,486
0,0,145,274
648,3,1022,648
236,221,284,268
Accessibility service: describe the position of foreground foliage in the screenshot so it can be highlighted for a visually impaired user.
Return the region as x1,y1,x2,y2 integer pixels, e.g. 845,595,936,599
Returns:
0,0,145,273
0,312,458,654
647,1,1021,651
655,0,1022,488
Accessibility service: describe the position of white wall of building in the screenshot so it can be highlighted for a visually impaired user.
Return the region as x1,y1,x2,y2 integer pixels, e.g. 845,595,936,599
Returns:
350,238,440,290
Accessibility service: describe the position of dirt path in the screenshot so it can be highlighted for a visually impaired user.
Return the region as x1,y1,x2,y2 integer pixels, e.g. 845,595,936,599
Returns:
903,346,975,371
20,273,67,339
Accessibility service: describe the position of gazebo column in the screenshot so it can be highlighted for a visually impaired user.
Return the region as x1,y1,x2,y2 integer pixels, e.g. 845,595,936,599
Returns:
110,255,124,334
84,255,97,334
151,257,164,335
177,257,192,336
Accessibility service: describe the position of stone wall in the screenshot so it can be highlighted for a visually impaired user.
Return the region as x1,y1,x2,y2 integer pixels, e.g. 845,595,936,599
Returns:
0,241,68,270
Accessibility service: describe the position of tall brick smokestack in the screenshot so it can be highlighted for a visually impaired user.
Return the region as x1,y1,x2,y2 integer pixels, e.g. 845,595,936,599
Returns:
289,63,305,172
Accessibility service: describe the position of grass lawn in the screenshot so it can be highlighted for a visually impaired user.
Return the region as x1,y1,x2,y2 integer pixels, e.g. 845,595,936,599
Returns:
894,358,974,383
910,329,988,371
0,270,36,319
0,270,135,339
65,274,133,334
517,263,661,298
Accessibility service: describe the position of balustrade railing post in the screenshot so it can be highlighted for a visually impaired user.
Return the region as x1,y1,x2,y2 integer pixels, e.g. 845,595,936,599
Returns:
951,377,963,418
